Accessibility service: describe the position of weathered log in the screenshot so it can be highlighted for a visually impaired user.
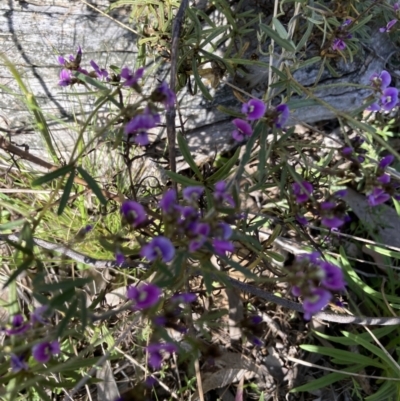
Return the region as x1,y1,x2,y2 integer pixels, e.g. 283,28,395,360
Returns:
0,0,395,183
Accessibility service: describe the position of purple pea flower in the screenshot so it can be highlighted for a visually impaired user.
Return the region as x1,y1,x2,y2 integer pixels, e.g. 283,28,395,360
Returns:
370,70,391,90
320,262,346,291
58,69,73,87
115,252,125,265
160,189,177,214
332,38,346,51
292,181,313,203
296,214,309,225
366,102,381,112
127,283,161,310
171,293,197,303
321,216,345,229
395,3,400,12
124,107,161,146
303,288,332,320
368,187,391,206
241,99,266,120
120,200,147,228
120,66,144,87
3,314,30,336
214,181,235,207
377,174,391,184
188,222,210,252
31,305,50,325
32,340,60,363
274,104,289,128
379,155,394,169
213,239,235,255
379,19,397,33
146,343,177,370
216,222,233,240
183,186,204,202
232,118,253,142
10,354,28,372
140,236,175,262
334,189,347,198
90,60,109,80
152,81,176,109
381,87,399,111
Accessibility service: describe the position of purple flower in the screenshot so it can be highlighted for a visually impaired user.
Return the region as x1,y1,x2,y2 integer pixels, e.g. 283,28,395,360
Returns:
241,99,266,120
303,288,332,320
381,87,399,111
379,155,394,169
321,216,345,229
115,252,125,265
213,239,235,255
320,262,345,291
379,19,397,33
292,181,313,203
152,81,176,109
334,189,347,198
332,38,346,51
3,314,30,336
127,283,161,310
124,108,161,146
216,222,232,240
32,340,60,363
146,343,177,370
296,214,309,225
171,293,197,303
377,174,391,184
90,60,108,79
140,236,175,262
160,189,178,214
183,186,204,202
370,70,391,90
10,354,28,372
120,200,147,228
274,104,289,128
214,181,235,207
341,147,353,156
232,118,253,142
31,305,50,325
188,222,210,252
366,102,381,112
395,3,400,12
58,69,73,87
120,66,144,87
368,188,391,206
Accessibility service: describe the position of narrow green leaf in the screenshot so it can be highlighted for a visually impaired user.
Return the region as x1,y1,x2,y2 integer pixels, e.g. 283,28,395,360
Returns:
164,170,202,186
191,58,213,101
300,344,384,368
57,170,76,215
56,299,79,337
77,166,107,206
35,278,92,293
272,17,289,39
259,23,296,51
49,288,76,309
177,133,203,180
4,258,34,288
32,165,73,187
207,147,240,184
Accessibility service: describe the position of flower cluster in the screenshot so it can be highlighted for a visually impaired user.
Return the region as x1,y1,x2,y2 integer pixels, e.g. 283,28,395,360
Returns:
331,19,353,52
367,155,400,206
288,253,346,320
231,99,289,142
159,182,236,256
57,46,176,147
379,19,397,33
367,70,398,112
293,181,349,229
2,306,60,372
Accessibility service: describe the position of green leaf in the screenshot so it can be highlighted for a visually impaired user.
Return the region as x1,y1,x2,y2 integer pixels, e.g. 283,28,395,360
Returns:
32,165,74,187
207,147,240,184
272,17,289,39
77,166,107,206
259,23,296,52
164,170,202,186
300,344,384,368
290,365,365,393
57,170,76,215
35,278,92,293
177,132,203,180
191,58,213,101
4,258,34,288
49,288,76,309
56,298,79,337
